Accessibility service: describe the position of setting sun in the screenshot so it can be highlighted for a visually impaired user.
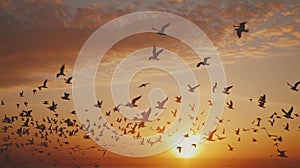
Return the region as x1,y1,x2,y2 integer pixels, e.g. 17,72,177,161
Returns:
175,135,200,158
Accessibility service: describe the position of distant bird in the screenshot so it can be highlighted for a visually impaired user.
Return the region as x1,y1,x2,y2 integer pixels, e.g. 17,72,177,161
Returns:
188,84,200,92
235,128,240,135
64,77,72,84
41,79,48,88
1,100,4,105
176,146,182,153
215,134,226,140
32,89,37,94
56,64,66,78
138,83,150,88
125,95,142,108
149,46,164,60
24,102,28,107
277,149,288,158
113,104,121,112
196,57,211,67
212,82,217,93
258,94,266,108
205,128,217,141
152,23,170,35
283,123,290,131
233,22,249,38
155,97,168,109
282,106,294,119
208,100,213,106
223,86,233,94
171,109,177,117
287,81,300,91
43,101,49,105
175,96,182,103
226,100,234,110
191,144,197,148
227,144,234,151
268,119,275,126
134,108,152,122
94,100,103,108
61,92,71,100
47,101,58,112
19,91,24,97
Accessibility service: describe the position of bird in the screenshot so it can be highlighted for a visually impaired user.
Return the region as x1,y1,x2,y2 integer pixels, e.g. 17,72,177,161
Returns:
124,95,142,108
188,84,200,92
56,64,66,78
283,123,290,131
287,81,300,91
1,100,4,105
196,57,211,67
171,109,177,117
212,82,217,93
258,94,267,108
94,100,103,108
47,101,58,112
134,108,152,122
41,79,48,88
19,91,24,97
175,96,182,103
152,23,170,35
208,100,213,106
64,77,72,84
61,92,71,100
32,89,37,94
149,46,164,60
226,100,234,110
223,86,233,94
227,144,234,151
233,21,249,38
191,144,197,148
205,128,217,141
113,104,121,112
215,134,226,140
176,146,182,153
277,149,288,158
155,97,168,109
138,83,150,88
282,106,294,119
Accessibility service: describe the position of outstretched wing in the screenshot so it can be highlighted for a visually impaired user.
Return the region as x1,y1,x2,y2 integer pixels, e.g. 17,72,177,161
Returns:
204,57,211,62
152,46,156,55
236,30,242,38
161,23,170,32
287,106,294,115
131,95,142,105
156,48,164,55
60,64,65,73
294,81,300,88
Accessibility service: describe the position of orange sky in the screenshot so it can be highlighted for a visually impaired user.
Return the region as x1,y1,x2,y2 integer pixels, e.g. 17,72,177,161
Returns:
0,0,300,167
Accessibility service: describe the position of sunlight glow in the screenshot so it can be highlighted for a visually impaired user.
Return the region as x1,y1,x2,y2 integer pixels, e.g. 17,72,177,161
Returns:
174,135,200,158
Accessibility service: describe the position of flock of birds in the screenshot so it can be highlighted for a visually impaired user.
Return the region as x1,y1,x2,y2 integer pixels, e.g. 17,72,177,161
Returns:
0,21,298,167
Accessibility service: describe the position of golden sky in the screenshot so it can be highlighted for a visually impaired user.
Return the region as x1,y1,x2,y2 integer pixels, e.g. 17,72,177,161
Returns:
0,0,300,167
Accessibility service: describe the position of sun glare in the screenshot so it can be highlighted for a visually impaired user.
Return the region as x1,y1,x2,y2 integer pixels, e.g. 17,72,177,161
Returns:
175,135,199,158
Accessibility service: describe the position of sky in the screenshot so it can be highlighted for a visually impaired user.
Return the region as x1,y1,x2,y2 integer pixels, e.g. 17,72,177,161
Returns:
0,0,300,167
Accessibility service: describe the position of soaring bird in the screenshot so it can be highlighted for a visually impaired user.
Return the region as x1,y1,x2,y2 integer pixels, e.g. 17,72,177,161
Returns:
287,81,300,91
61,92,71,100
125,95,142,108
56,64,66,78
188,84,200,92
205,128,217,141
155,97,168,109
134,108,152,122
283,123,290,131
223,86,233,94
138,83,150,88
152,23,170,35
227,144,234,151
64,77,72,84
277,149,288,158
19,91,24,97
226,100,234,110
233,22,249,38
149,46,164,60
1,100,4,105
175,96,182,103
282,106,294,119
176,146,182,153
196,57,211,67
94,100,103,108
47,101,58,112
258,94,267,108
41,79,48,88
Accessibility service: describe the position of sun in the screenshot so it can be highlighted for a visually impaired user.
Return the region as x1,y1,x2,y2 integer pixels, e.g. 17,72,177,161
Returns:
174,135,200,158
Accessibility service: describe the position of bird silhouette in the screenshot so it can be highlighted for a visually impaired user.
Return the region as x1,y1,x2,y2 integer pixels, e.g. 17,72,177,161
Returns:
138,83,150,88
19,91,24,97
176,146,182,153
226,100,234,110
212,82,217,93
205,128,217,141
125,95,142,108
94,100,103,108
196,57,211,67
64,77,72,84
283,123,290,131
223,86,233,94
175,96,182,103
233,22,249,38
258,94,267,108
287,81,300,91
228,144,234,151
277,149,287,158
188,84,200,92
56,64,66,78
282,106,293,119
149,46,164,60
155,97,168,109
152,23,170,35
61,93,71,100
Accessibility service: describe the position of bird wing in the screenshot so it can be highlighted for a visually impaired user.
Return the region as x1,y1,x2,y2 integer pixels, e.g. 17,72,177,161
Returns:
152,46,156,55
43,79,47,86
204,57,211,62
236,30,241,38
196,62,203,67
161,23,170,32
152,27,160,32
287,106,293,115
187,84,192,89
156,48,164,55
294,81,300,88
161,97,168,104
131,95,142,105
60,64,65,73
227,85,233,90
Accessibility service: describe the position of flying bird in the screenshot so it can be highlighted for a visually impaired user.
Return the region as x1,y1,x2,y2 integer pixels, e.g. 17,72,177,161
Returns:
287,81,300,91
223,86,233,94
226,100,234,110
64,77,72,84
205,128,217,141
277,149,288,158
138,83,150,88
56,64,66,78
212,82,217,93
149,46,164,60
228,144,234,151
282,106,294,119
61,92,71,100
152,23,170,35
258,94,267,108
125,95,142,108
196,57,211,67
176,146,182,153
94,100,103,108
188,84,200,92
155,97,168,109
233,21,249,38
175,96,182,103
